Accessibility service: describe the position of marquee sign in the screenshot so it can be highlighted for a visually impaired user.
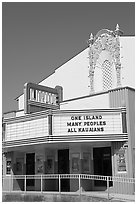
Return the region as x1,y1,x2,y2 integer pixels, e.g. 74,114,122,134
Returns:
53,111,123,136
24,82,63,114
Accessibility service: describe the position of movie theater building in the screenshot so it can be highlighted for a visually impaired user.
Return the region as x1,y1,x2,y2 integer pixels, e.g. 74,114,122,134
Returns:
2,26,135,194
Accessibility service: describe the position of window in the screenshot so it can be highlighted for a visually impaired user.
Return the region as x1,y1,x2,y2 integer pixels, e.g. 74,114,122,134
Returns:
47,156,54,174
83,153,90,173
117,148,127,172
6,159,11,174
102,60,112,91
71,153,80,173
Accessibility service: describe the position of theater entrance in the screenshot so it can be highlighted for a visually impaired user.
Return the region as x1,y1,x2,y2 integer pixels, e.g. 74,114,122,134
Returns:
93,147,112,187
26,153,35,190
58,149,70,191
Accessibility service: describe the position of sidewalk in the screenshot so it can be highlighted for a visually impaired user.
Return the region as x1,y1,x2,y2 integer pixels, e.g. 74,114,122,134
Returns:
81,191,135,202
109,193,135,202
2,191,135,202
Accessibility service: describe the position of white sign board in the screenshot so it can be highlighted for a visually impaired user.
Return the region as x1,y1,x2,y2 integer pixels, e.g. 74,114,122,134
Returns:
53,112,122,135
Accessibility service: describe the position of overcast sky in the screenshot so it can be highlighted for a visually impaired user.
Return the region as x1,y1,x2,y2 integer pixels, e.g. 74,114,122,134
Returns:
2,2,135,113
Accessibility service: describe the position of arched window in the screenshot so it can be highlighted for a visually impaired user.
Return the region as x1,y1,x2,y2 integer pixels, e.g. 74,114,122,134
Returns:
102,60,112,90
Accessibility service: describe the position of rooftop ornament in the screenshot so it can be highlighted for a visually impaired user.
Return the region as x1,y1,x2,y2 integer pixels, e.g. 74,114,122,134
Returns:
113,24,123,37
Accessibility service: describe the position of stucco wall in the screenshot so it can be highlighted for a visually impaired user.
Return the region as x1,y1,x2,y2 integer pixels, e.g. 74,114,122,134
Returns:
60,92,109,110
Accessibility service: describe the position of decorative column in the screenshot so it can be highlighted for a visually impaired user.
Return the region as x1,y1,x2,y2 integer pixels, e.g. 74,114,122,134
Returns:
116,62,122,87
88,33,94,94
114,24,123,87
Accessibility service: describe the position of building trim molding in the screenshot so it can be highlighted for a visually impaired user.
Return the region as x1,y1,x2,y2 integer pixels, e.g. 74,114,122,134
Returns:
3,133,128,149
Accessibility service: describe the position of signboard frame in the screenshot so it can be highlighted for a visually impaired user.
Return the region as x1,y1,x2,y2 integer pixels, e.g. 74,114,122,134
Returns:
24,82,63,114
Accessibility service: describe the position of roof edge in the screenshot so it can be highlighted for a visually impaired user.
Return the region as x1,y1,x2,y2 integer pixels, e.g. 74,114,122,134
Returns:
61,86,135,104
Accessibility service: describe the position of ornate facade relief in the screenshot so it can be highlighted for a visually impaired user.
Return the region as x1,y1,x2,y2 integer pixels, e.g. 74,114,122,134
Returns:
88,25,123,94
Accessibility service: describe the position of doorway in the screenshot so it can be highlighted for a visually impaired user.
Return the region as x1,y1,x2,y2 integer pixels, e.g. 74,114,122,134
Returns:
58,149,70,191
93,147,112,187
26,153,35,190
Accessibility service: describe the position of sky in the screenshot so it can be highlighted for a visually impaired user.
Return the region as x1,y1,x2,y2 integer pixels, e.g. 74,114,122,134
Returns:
2,2,135,113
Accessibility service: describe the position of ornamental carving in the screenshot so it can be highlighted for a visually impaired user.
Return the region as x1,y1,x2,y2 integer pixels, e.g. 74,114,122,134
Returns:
88,25,123,94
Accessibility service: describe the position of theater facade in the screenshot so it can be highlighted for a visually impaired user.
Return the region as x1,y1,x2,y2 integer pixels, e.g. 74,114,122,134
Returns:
2,25,135,194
